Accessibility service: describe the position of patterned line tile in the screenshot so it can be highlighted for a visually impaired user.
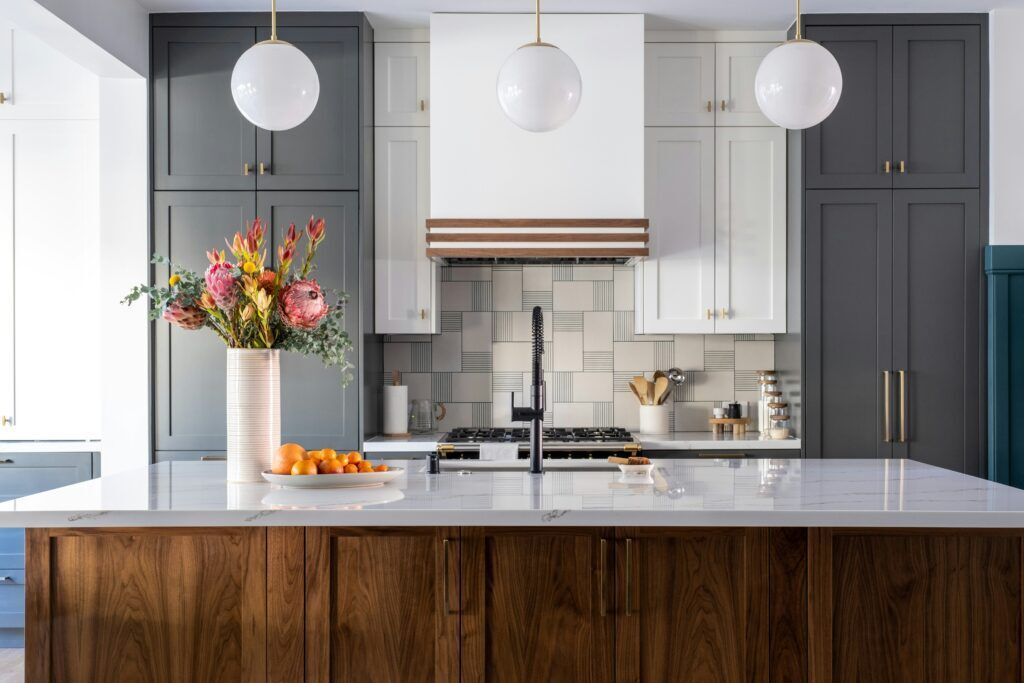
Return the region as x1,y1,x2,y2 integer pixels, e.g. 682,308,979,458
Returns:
735,370,760,392
593,281,614,311
441,312,462,333
552,265,573,281
735,334,756,341
472,403,492,427
613,371,637,393
584,351,613,372
704,350,735,371
594,402,614,426
432,373,452,402
551,372,573,402
553,311,584,332
523,290,553,311
654,341,674,369
440,267,454,282
493,372,524,392
613,311,635,341
462,351,492,372
411,343,432,372
471,281,492,310
492,312,516,342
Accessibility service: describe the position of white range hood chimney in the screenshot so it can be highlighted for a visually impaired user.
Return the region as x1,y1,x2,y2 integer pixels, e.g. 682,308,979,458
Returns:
428,13,646,263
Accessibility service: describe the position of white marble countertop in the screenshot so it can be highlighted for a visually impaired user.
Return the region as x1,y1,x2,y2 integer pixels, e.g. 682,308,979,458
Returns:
363,432,800,453
2,459,1023,528
0,440,101,453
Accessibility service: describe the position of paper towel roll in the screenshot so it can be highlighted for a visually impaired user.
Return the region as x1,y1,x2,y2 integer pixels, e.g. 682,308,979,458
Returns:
383,385,409,435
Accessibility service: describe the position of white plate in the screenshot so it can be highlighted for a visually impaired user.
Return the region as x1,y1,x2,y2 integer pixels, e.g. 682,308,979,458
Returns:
261,467,404,489
618,463,655,477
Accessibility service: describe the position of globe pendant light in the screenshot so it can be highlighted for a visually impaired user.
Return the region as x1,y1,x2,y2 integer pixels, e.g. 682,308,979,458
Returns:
496,0,582,133
754,0,842,130
231,0,320,131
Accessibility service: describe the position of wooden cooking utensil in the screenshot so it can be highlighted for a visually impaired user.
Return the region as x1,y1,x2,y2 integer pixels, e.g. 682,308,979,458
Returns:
628,381,645,405
653,376,670,405
633,376,650,405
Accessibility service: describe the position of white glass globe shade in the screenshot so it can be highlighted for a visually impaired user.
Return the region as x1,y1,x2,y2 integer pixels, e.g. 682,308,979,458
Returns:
231,40,320,131
754,40,843,130
496,43,582,133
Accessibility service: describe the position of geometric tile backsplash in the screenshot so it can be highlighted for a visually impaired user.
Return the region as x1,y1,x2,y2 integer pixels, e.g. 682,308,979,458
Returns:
382,264,775,432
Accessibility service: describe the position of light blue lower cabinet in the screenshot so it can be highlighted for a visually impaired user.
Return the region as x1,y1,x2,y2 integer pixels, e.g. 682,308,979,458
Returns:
0,451,95,647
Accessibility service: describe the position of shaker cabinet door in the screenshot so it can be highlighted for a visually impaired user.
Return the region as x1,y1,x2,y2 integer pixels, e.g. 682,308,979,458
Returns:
375,43,430,126
803,26,893,189
257,191,360,449
644,44,715,126
714,43,776,126
804,190,894,459
152,27,257,191
255,27,360,191
153,191,256,451
891,190,982,474
714,127,786,333
636,127,715,334
892,25,981,189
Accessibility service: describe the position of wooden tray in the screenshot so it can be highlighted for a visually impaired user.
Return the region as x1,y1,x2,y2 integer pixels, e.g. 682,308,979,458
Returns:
709,417,751,436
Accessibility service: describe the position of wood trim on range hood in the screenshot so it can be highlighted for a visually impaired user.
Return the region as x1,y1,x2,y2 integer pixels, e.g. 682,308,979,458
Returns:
425,218,649,264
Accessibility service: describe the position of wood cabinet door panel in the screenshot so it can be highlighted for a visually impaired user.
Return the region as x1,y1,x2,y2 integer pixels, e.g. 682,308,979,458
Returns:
305,527,458,683
615,528,768,683
461,527,613,683
810,529,1022,682
256,27,360,191
26,527,266,683
804,26,893,189
152,27,256,191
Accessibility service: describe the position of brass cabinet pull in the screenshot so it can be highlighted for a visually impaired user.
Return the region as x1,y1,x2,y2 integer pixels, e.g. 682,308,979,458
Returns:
0,416,11,427
898,370,907,443
420,309,427,320
0,92,7,105
883,160,891,174
706,100,712,112
898,160,906,174
442,538,456,614
882,371,892,442
706,308,712,320
624,538,634,616
243,162,251,176
419,99,426,111
598,538,608,617
720,307,728,319
720,99,727,111
0,458,12,464
258,162,268,175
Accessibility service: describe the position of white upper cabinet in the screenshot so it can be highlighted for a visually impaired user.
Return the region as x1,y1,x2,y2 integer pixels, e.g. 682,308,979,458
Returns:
375,43,429,126
715,43,776,126
645,44,715,126
637,128,715,333
374,127,436,334
714,127,786,333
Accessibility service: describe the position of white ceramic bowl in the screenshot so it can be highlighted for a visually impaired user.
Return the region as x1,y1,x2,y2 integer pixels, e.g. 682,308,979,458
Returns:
261,467,404,489
618,463,655,477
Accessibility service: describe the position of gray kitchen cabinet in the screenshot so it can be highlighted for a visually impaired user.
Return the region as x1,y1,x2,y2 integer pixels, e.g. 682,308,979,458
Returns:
255,27,360,191
804,191,895,460
804,19,982,190
258,191,361,449
154,451,226,462
153,191,256,451
152,26,257,191
0,451,95,646
891,190,982,473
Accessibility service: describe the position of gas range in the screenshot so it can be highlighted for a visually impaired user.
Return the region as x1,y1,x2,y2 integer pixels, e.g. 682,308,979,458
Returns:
437,427,639,459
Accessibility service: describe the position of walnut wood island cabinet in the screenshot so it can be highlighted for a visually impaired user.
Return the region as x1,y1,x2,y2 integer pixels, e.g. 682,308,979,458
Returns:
11,459,1024,682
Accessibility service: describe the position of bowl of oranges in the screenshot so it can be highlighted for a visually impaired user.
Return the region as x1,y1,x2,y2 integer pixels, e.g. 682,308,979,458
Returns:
262,443,403,489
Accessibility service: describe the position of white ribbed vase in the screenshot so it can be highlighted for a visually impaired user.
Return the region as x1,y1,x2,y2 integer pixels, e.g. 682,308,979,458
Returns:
226,349,281,483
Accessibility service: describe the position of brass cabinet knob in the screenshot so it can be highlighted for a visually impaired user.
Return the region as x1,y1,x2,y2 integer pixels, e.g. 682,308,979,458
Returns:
420,309,427,320
419,99,426,111
720,99,727,111
898,160,906,174
883,160,891,174
243,162,251,176
706,308,712,320
720,307,729,319
259,162,268,175
706,100,712,112
0,416,10,427
0,92,7,105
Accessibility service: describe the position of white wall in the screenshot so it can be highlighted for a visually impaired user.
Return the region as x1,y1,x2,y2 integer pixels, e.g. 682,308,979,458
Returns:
34,0,148,77
989,9,1024,245
99,78,148,475
430,14,644,218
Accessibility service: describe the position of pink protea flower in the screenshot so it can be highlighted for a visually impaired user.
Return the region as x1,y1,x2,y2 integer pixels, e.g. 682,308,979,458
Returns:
204,260,237,311
162,300,207,331
278,279,329,330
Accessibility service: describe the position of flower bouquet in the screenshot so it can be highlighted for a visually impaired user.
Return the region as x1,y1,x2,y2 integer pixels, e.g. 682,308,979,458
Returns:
124,216,352,481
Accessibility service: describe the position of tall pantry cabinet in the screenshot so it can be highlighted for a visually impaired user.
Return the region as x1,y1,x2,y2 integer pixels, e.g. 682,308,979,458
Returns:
150,13,378,461
802,15,986,473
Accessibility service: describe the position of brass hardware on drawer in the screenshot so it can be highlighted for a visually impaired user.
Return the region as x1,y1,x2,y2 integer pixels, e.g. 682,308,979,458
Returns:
200,455,227,461
0,416,10,426
898,160,906,174
720,99,727,111
0,576,15,585
884,160,891,174
0,92,7,105
898,370,907,443
598,538,608,617
624,443,642,453
259,162,268,175
882,370,892,443
437,444,455,455
720,307,728,319
243,162,251,176
0,458,13,464
442,538,456,614
706,100,712,112
697,452,745,458
706,308,712,320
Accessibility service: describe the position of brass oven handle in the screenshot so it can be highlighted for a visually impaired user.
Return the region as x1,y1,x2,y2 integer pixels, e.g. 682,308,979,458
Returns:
623,443,642,454
442,538,456,614
598,538,607,617
897,370,905,446
624,538,634,616
882,370,891,443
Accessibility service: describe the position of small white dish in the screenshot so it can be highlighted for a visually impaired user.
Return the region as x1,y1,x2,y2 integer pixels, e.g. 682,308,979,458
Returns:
261,467,404,489
618,463,655,477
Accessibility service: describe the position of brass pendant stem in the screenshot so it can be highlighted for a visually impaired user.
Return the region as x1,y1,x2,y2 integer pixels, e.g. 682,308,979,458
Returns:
271,0,278,41
795,0,802,40
535,0,541,44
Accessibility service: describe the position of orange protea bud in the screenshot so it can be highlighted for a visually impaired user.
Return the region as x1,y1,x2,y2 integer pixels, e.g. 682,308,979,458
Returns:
258,270,276,291
206,249,226,265
307,215,325,243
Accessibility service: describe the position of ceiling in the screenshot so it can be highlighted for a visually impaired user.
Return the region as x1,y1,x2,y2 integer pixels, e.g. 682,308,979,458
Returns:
136,0,1024,29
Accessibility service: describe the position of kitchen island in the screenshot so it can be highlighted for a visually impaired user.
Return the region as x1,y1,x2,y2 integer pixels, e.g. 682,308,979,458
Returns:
5,458,1024,681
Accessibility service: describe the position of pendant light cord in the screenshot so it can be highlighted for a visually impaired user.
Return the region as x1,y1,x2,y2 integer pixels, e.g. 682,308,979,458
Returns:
271,0,278,41
535,0,541,44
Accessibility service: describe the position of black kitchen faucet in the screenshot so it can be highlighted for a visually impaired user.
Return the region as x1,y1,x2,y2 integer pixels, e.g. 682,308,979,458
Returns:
511,306,546,474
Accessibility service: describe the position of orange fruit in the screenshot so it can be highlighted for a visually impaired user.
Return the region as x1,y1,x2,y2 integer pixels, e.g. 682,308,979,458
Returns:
357,460,373,472
319,458,345,474
373,464,389,472
321,448,337,461
336,454,350,467
273,443,307,474
347,451,362,464
290,459,317,476
343,463,358,474
307,450,324,463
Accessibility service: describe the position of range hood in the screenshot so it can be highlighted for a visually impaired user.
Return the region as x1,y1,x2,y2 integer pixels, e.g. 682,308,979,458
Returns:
426,218,649,265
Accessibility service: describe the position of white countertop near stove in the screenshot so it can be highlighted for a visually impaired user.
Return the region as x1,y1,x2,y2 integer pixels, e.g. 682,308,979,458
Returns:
0,440,101,453
363,432,800,453
1,459,1022,528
